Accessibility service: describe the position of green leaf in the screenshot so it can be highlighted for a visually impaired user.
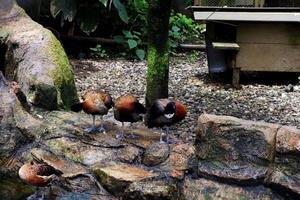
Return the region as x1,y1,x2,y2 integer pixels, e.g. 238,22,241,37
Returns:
133,0,148,12
122,30,133,38
114,35,125,43
172,26,180,32
76,5,100,35
127,39,137,49
113,0,128,24
99,0,109,7
135,49,145,60
50,0,77,22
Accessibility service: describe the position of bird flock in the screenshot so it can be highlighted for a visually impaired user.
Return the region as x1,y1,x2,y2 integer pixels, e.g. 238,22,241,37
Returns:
71,90,187,144
19,89,187,192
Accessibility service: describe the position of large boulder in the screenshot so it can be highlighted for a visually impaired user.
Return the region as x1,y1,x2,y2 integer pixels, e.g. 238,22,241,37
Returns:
182,177,284,200
270,126,300,196
93,163,159,196
0,3,78,110
0,73,39,167
196,114,278,184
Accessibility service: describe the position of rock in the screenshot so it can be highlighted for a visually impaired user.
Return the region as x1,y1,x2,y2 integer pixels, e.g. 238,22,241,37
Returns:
196,114,278,183
160,143,195,179
124,128,161,149
143,143,169,166
0,4,78,110
30,148,88,178
125,180,178,200
118,146,142,163
93,163,159,195
182,177,284,200
270,126,300,196
0,75,37,165
0,174,34,200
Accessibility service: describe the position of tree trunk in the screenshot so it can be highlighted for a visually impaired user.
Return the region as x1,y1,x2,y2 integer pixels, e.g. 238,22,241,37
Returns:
145,0,172,107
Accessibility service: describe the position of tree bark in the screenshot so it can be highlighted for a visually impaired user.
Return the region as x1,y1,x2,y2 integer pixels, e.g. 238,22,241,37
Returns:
145,0,172,107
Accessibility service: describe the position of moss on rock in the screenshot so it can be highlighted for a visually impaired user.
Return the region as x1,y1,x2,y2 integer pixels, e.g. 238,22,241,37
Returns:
47,33,78,110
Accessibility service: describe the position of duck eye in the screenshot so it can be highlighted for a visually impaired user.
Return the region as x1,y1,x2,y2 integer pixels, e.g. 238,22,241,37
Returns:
30,161,34,165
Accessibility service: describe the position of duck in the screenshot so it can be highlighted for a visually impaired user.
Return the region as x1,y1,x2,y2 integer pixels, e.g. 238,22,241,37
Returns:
71,90,113,133
18,159,62,187
113,95,147,139
145,98,187,144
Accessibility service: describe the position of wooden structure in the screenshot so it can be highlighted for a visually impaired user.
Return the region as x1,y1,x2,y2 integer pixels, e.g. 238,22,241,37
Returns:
192,1,300,86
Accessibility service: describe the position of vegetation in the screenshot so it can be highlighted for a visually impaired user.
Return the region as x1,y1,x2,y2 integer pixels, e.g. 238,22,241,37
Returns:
50,0,129,34
90,44,108,59
169,12,205,54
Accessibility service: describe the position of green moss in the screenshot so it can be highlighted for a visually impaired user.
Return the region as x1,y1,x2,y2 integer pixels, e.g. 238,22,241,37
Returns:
146,45,169,106
147,46,169,78
45,139,81,162
47,33,79,110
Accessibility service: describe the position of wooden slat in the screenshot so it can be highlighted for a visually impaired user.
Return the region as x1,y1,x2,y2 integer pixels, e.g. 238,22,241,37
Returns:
194,11,300,22
212,42,240,50
236,43,300,72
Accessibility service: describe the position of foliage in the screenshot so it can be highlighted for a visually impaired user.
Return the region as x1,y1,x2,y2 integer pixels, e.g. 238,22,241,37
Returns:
50,0,128,34
90,44,108,59
169,12,205,54
112,0,148,60
114,30,145,60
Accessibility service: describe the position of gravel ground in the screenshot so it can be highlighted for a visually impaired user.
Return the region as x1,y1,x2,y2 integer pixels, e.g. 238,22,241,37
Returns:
71,53,300,142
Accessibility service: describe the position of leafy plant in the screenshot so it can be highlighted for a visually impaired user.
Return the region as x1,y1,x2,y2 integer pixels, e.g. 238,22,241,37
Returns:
169,12,205,54
50,0,129,34
114,30,145,60
90,44,108,59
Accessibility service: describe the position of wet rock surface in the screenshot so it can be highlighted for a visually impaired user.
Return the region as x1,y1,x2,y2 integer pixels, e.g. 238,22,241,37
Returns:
143,143,169,166
182,177,284,200
1,99,300,199
270,126,300,196
196,114,278,183
196,113,300,199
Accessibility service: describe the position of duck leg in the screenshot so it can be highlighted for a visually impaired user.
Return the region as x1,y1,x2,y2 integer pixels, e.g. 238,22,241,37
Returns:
97,115,106,133
84,115,97,133
127,123,138,139
160,128,167,144
166,126,170,144
116,122,126,139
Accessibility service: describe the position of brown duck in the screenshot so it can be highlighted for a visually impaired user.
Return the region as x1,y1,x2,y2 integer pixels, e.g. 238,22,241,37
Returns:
18,160,62,187
113,95,146,139
71,90,113,133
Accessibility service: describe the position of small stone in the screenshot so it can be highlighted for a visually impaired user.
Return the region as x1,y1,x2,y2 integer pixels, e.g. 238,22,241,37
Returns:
125,180,178,200
182,177,284,200
118,146,141,163
93,163,159,195
142,143,169,166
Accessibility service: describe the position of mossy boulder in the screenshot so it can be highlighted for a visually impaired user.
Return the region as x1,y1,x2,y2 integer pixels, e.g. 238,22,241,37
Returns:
0,4,78,110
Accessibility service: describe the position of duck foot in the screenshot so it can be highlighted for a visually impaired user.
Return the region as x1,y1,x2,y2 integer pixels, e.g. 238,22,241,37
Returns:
97,126,106,134
116,133,126,140
126,133,139,139
84,126,97,133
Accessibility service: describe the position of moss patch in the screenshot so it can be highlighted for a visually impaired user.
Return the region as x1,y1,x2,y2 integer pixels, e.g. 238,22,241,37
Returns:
47,33,78,110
